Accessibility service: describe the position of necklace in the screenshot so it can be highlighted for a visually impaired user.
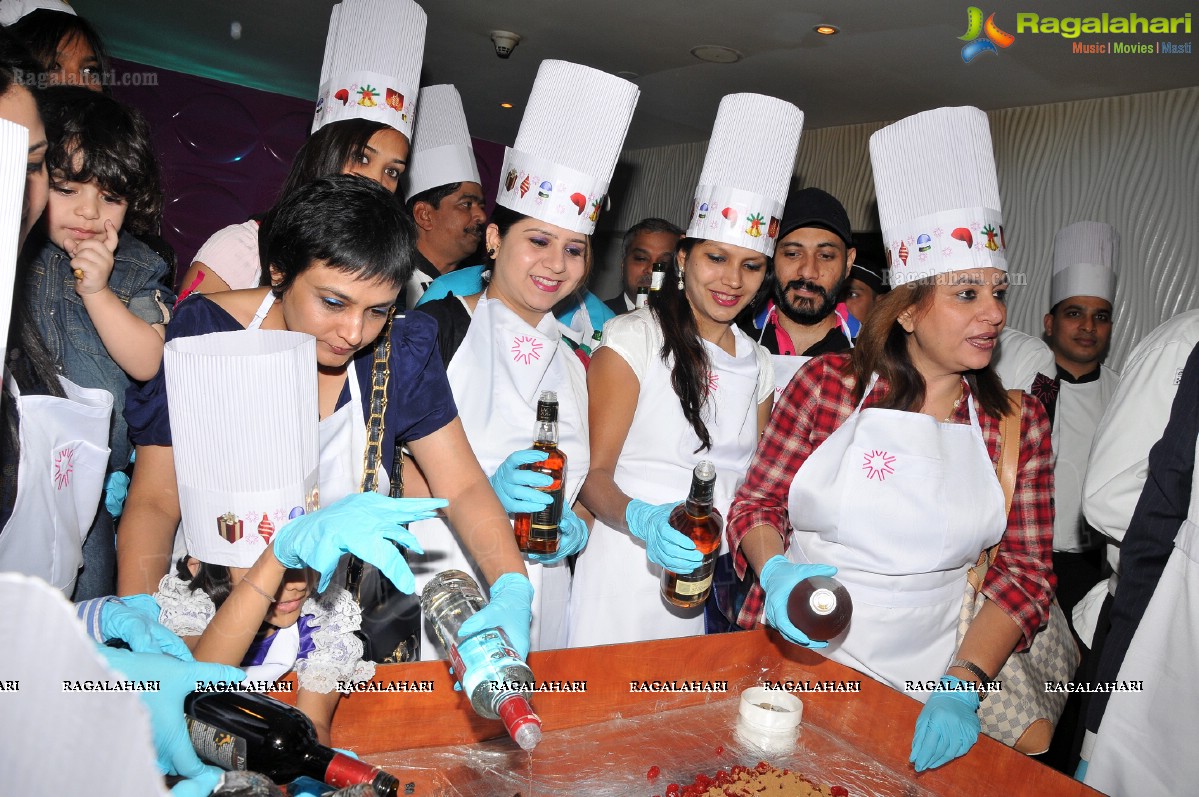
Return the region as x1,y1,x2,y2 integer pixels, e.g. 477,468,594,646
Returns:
943,383,965,422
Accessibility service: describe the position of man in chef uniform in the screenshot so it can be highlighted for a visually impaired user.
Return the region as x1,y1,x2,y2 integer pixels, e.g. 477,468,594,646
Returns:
739,187,855,401
401,84,487,310
1032,221,1119,618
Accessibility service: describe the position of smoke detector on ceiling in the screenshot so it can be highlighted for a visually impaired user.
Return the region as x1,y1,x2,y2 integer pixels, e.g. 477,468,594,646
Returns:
490,31,521,59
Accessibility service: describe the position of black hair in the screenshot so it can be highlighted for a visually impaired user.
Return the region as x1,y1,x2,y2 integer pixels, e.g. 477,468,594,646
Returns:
40,86,163,237
622,217,683,258
261,174,416,296
277,118,395,202
649,238,713,453
7,9,111,93
405,181,461,215
176,557,235,608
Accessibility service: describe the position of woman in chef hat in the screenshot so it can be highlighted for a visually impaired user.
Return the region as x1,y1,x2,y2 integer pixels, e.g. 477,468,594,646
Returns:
180,0,424,296
727,106,1054,771
567,93,796,648
410,60,639,656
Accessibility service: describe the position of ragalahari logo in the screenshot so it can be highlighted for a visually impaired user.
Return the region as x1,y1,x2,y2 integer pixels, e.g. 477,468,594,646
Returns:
959,7,1016,62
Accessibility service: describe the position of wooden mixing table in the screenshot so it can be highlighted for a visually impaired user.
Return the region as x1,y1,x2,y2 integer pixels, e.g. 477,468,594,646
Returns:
293,630,1098,795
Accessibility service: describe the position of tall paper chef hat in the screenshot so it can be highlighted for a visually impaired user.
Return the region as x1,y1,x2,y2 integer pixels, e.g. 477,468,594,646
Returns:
495,60,639,236
870,106,1006,287
0,119,26,361
1051,221,1117,307
166,330,320,568
0,0,74,26
312,0,426,141
404,84,480,201
685,94,804,257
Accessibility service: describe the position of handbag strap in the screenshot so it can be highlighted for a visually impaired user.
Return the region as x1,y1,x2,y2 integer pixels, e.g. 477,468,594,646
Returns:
967,389,1024,592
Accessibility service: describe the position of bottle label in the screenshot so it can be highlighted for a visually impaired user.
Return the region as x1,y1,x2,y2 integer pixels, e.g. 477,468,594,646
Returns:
670,554,717,596
528,489,564,541
809,588,837,616
650,270,665,291
187,716,247,771
451,629,524,702
635,291,648,309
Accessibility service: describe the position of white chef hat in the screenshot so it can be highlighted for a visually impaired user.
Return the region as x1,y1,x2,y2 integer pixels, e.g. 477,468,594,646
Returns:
685,94,804,257
404,84,480,201
870,106,1007,287
495,60,639,236
0,119,26,362
312,0,426,141
1051,221,1117,307
166,330,320,568
0,0,74,26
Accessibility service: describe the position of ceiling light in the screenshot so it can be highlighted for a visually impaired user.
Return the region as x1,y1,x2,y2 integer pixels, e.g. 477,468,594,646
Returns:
813,24,839,35
500,102,513,109
689,45,743,64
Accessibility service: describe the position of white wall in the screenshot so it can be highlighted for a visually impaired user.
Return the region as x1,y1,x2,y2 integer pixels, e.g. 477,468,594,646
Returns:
594,86,1199,369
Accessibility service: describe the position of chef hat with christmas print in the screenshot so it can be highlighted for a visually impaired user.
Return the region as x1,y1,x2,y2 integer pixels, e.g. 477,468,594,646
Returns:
166,330,320,568
870,106,1007,287
685,94,804,257
312,0,426,142
495,60,640,236
1051,221,1117,307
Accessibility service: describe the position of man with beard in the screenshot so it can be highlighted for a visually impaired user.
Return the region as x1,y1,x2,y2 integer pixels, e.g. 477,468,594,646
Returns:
401,85,487,309
739,187,856,399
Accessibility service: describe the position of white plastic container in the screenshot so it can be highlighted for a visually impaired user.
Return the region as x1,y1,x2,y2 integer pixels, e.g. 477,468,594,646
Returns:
734,686,803,753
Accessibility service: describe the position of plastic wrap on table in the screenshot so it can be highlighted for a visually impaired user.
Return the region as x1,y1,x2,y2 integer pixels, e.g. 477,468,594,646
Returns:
366,695,935,796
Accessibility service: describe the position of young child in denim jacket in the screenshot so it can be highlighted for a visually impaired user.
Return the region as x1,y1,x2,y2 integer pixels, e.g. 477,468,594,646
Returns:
25,86,175,598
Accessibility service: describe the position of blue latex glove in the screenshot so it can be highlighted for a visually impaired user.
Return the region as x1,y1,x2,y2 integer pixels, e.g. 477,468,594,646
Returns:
759,555,839,649
625,499,703,574
100,594,193,660
909,676,981,772
104,470,131,518
489,450,554,514
458,572,534,660
525,503,588,565
95,645,244,789
1075,759,1088,781
273,492,444,593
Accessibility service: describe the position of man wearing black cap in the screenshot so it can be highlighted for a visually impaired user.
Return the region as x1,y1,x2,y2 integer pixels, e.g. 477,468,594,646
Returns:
740,187,856,368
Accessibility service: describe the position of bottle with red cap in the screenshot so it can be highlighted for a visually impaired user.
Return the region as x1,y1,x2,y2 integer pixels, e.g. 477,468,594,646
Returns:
421,570,543,750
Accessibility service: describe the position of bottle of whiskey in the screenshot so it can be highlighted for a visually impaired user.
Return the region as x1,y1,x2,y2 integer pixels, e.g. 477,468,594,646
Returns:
513,391,567,555
185,691,399,796
786,575,853,642
650,259,667,294
634,283,650,309
660,460,723,608
421,570,543,750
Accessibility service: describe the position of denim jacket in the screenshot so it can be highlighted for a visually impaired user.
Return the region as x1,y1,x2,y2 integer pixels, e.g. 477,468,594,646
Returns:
26,231,175,469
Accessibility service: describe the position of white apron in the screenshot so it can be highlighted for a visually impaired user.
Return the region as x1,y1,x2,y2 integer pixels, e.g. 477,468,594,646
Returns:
407,294,588,658
1051,370,1117,552
1086,432,1199,796
786,376,1006,696
568,324,762,648
759,310,852,406
0,371,112,595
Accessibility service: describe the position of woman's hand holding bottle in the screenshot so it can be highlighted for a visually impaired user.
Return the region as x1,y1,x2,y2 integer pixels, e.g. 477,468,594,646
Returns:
625,499,703,573
760,555,839,648
457,572,535,659
272,492,445,593
524,504,588,564
489,450,554,513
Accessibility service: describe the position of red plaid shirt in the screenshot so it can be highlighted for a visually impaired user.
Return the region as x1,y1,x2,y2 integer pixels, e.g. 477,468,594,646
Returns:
726,353,1056,650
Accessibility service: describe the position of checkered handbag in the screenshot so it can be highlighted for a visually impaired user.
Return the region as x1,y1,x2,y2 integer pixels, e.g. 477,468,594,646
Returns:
954,391,1081,754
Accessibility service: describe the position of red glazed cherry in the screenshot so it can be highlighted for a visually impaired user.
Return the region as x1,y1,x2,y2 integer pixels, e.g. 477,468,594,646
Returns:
647,765,661,781
665,783,681,797
831,788,849,797
714,744,724,755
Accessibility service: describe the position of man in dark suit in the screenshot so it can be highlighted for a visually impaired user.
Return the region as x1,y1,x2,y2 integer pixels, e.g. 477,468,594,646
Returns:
604,218,682,315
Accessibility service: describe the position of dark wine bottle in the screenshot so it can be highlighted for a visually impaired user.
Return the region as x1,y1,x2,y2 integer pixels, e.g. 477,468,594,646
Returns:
185,691,399,796
786,576,852,642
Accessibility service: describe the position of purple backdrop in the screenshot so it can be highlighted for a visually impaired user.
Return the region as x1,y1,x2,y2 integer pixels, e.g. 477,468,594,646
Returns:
111,59,505,284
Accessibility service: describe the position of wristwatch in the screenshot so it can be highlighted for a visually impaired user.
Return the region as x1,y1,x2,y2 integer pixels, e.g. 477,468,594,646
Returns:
948,658,992,700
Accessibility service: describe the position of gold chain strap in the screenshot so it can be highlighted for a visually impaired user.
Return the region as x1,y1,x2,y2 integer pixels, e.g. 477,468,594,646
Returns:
359,309,394,494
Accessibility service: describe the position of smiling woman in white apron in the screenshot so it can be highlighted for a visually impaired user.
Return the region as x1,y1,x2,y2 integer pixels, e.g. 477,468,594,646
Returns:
570,93,797,648
727,107,1055,772
119,176,531,667
409,60,640,657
